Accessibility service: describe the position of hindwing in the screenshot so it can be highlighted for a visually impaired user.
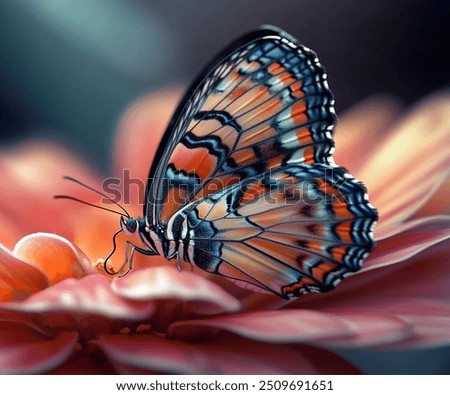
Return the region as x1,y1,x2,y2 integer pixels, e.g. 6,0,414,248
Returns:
176,164,377,298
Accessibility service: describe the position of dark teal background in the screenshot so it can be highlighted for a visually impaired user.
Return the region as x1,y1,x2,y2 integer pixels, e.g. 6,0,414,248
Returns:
1,0,448,168
0,0,448,373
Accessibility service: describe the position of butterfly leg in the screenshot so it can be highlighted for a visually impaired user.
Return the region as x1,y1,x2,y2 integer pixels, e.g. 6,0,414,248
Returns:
176,251,182,272
114,241,156,277
116,241,135,277
167,243,183,271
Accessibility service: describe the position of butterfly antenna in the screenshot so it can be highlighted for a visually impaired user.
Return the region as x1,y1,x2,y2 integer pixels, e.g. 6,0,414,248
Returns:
58,175,130,218
103,228,123,275
53,195,128,217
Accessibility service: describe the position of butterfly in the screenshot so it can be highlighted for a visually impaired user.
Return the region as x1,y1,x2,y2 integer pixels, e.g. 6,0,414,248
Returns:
81,25,378,299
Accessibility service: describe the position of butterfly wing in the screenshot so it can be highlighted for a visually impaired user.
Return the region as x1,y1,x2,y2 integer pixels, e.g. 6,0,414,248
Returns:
144,26,377,296
146,26,336,226
175,164,377,298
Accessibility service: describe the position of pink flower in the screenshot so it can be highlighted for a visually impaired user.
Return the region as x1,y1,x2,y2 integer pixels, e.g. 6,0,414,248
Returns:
0,89,448,374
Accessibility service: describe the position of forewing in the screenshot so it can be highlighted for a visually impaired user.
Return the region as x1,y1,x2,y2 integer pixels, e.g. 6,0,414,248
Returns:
146,27,336,227
180,164,377,298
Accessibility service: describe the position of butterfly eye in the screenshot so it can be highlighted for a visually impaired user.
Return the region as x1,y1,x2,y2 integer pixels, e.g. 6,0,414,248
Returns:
122,218,138,235
127,219,137,233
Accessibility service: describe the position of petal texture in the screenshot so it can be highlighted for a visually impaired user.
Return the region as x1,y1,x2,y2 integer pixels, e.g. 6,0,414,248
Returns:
0,321,77,374
0,275,157,335
100,333,359,374
367,216,450,270
169,310,353,343
13,233,92,284
112,266,240,315
358,93,450,228
334,95,403,174
0,244,49,302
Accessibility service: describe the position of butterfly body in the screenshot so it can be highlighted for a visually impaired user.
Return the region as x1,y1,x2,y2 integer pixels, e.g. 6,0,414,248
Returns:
120,26,378,298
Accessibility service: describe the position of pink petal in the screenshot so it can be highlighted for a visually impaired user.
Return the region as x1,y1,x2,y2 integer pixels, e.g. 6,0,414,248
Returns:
284,297,450,350
13,233,93,284
413,178,450,218
171,307,418,350
322,299,450,349
357,93,450,228
0,243,49,302
112,266,240,315
261,298,450,349
334,95,403,174
0,320,78,374
0,275,156,333
387,300,450,349
47,347,117,374
315,311,412,348
100,333,358,374
169,310,354,343
367,215,450,270
170,309,412,350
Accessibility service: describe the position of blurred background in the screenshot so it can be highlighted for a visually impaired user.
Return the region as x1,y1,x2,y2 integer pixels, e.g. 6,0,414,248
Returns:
0,0,448,374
